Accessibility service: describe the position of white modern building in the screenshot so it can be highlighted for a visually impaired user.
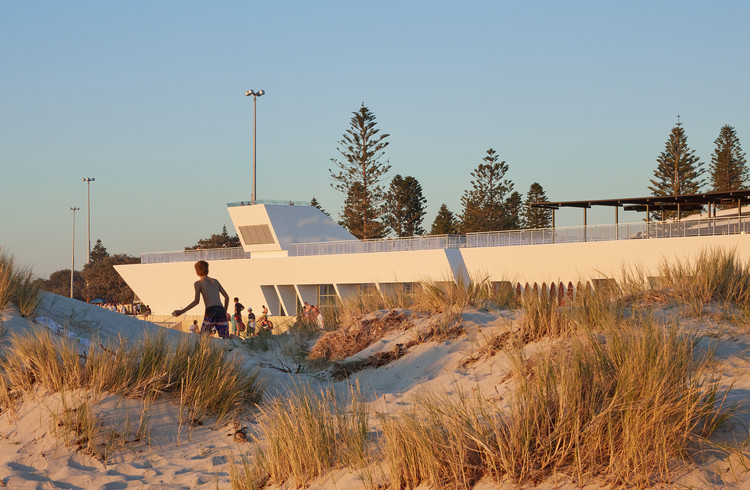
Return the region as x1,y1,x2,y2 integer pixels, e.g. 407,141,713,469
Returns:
115,193,750,320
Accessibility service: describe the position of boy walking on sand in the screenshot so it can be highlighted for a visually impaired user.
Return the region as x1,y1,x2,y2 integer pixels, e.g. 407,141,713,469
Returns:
172,260,230,338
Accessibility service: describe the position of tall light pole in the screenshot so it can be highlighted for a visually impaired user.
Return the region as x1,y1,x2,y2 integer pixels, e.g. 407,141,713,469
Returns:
244,89,265,204
69,206,79,299
82,177,95,264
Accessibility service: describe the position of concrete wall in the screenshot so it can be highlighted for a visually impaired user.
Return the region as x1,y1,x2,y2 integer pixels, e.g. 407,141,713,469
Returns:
460,234,750,284
116,234,750,316
227,204,356,252
116,249,456,316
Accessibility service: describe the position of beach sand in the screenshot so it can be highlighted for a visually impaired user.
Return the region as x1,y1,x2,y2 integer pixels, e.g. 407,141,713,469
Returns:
1,292,749,488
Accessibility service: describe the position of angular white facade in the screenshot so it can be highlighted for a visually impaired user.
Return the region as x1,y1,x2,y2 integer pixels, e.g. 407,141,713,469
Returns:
115,203,750,317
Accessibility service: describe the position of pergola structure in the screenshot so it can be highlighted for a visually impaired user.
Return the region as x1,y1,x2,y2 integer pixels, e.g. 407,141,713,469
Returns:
532,189,750,236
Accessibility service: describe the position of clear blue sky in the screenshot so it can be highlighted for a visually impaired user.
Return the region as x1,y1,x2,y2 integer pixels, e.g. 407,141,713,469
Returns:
2,1,749,278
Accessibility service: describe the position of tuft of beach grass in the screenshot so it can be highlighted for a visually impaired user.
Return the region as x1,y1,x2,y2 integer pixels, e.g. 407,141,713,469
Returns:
380,318,733,488
0,331,263,425
247,381,370,488
0,250,40,317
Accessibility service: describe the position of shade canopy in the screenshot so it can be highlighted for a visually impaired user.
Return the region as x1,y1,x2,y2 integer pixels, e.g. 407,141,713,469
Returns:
532,189,750,211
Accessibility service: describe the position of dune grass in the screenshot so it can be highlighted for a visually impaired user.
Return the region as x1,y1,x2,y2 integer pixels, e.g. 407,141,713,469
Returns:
517,281,624,342
245,382,370,488
336,276,514,328
0,250,40,317
380,319,732,488
379,391,485,489
0,329,262,425
658,248,750,316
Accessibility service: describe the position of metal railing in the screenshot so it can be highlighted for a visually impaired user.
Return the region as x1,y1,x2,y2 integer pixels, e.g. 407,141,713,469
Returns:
288,215,750,256
227,199,308,207
142,247,251,264
288,234,467,256
141,216,750,263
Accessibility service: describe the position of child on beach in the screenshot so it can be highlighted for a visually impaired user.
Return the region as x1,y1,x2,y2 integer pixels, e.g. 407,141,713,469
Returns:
172,260,230,338
233,297,246,334
247,307,256,336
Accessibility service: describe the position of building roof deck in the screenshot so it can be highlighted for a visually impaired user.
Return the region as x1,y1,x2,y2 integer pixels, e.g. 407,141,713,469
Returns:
532,189,750,210
142,214,750,264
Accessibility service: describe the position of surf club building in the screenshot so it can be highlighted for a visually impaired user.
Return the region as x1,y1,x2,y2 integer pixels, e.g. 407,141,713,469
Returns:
115,190,750,321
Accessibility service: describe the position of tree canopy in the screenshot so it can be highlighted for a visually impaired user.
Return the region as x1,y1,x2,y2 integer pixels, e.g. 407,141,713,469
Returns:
185,225,240,250
430,204,459,235
383,175,427,237
460,148,516,232
329,104,390,239
34,269,84,300
310,197,331,217
522,182,552,229
648,121,705,219
90,239,109,263
35,240,139,303
709,124,747,194
81,254,140,303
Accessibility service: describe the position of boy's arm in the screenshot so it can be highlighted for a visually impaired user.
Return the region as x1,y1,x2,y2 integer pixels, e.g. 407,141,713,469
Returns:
172,281,201,317
219,282,230,310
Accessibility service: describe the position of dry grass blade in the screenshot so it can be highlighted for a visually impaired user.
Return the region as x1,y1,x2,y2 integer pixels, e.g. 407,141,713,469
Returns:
659,248,750,316
248,381,370,487
0,250,41,317
379,391,485,490
380,319,734,487
0,331,263,424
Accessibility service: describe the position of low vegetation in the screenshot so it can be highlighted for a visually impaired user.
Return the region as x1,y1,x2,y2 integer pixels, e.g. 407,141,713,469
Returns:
51,394,152,463
242,382,369,488
0,330,262,425
336,276,514,328
0,249,40,317
380,320,731,488
659,247,750,316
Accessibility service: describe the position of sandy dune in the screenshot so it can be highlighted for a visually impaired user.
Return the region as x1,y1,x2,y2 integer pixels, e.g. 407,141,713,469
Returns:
0,292,749,488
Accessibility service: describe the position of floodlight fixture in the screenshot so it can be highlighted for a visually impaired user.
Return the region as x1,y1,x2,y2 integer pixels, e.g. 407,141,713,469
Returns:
245,88,266,204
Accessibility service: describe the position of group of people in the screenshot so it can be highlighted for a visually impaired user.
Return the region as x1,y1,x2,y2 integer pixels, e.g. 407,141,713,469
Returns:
229,298,273,337
92,302,151,317
298,301,325,329
172,260,273,339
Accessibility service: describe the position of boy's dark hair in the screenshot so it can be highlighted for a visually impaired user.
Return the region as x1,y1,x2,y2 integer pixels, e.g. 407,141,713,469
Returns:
234,297,239,302
194,260,209,275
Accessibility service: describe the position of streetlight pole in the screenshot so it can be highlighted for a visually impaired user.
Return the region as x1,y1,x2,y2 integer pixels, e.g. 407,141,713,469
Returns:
82,177,95,264
69,206,79,298
244,89,265,204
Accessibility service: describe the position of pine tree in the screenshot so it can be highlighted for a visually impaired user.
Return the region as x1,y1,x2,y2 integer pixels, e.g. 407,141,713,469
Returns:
185,226,240,250
460,148,515,232
338,183,386,238
523,182,552,229
648,120,705,219
709,125,747,194
430,204,459,235
504,191,523,230
90,239,110,263
383,175,427,237
329,104,390,239
310,197,330,217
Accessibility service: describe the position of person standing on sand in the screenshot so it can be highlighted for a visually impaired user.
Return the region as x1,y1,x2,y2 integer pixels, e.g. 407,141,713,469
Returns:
172,260,230,339
233,297,246,334
247,307,256,335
